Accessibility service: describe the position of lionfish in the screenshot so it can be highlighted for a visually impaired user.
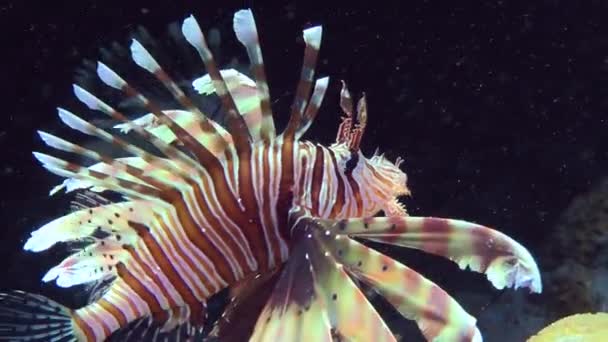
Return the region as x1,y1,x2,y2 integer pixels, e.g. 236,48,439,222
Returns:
0,8,541,342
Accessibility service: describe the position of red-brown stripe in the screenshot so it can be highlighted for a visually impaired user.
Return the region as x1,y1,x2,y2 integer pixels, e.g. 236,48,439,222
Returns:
72,313,96,342
162,187,237,283
422,285,449,336
327,149,346,217
187,177,248,279
97,298,128,327
115,262,165,321
345,171,362,215
310,145,325,216
260,142,281,268
251,64,274,142
157,213,215,294
238,141,271,271
421,218,452,257
129,222,204,322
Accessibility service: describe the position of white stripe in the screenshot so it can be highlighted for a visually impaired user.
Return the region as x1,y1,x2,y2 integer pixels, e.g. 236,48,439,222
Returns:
78,306,106,340
94,304,121,332
269,138,288,261
127,251,172,309
193,170,257,272
136,243,184,306
115,280,150,317
150,214,208,299
179,173,244,278
106,288,136,321
165,207,223,292
251,143,275,268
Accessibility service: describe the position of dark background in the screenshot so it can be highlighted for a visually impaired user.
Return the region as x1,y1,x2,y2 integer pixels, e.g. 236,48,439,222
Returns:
1,0,608,340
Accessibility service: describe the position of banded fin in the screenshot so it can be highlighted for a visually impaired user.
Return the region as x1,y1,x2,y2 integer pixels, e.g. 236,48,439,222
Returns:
192,69,264,142
284,25,323,140
42,239,127,288
24,200,153,252
249,236,332,341
113,109,232,156
324,216,542,293
319,232,482,341
95,61,224,174
0,291,77,342
49,157,181,196
182,15,252,150
33,151,162,203
233,9,275,141
129,38,232,157
37,130,174,196
295,76,330,140
70,190,112,212
249,220,395,341
49,106,193,189
72,83,202,179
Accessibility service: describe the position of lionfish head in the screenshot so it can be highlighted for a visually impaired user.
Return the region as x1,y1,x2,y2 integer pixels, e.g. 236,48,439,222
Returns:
333,80,410,217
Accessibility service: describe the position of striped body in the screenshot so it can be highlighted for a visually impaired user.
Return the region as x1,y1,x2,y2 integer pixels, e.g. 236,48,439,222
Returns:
70,138,397,340
1,8,543,342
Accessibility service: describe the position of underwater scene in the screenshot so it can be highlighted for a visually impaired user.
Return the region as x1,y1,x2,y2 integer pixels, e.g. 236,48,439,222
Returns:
0,1,607,341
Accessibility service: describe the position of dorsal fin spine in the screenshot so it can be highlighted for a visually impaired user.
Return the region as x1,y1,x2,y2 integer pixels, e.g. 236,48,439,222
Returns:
129,39,230,156
232,9,276,142
72,84,199,181
284,25,323,140
94,62,219,175
182,15,252,152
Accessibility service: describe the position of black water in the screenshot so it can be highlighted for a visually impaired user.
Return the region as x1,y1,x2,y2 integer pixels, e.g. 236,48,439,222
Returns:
1,1,607,341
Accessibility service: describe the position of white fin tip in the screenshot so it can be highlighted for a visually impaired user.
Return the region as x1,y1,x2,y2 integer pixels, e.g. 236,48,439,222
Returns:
37,131,69,151
73,84,99,110
182,15,205,50
303,26,323,49
130,39,160,73
233,9,258,46
57,108,93,135
97,62,126,89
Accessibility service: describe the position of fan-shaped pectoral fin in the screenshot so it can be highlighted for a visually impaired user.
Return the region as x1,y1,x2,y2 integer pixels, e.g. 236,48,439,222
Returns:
323,216,542,294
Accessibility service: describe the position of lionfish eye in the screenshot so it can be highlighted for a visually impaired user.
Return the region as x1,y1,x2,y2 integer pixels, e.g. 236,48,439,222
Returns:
344,150,359,175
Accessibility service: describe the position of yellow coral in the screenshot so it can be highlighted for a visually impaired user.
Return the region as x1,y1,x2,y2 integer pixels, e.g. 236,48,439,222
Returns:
527,312,608,342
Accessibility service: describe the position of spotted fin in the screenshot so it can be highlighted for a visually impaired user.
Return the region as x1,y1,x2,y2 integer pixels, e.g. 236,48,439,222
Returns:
24,200,151,252
42,239,127,288
208,270,280,342
249,220,395,342
319,232,482,341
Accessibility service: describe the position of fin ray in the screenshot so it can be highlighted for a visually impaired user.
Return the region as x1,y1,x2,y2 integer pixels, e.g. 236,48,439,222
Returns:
325,216,542,293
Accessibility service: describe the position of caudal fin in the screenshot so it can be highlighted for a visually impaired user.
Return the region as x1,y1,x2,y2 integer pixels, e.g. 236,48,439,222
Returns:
0,291,77,341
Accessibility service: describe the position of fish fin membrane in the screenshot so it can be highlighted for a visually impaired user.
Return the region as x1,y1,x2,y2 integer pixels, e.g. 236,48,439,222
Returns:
325,235,482,342
208,269,280,342
0,291,77,342
323,216,543,294
24,200,150,253
249,220,396,342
